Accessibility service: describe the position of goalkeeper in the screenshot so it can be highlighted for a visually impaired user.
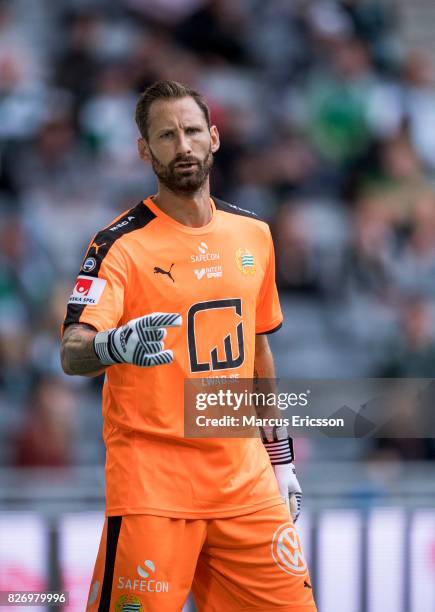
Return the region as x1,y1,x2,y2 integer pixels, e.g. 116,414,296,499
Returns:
61,80,316,612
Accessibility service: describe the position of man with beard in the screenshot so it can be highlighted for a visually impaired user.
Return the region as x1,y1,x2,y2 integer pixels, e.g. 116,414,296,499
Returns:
60,81,316,612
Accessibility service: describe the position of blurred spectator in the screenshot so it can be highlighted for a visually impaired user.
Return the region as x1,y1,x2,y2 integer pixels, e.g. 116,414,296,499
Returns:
370,295,435,459
400,51,435,169
54,9,103,106
13,113,91,194
0,0,45,88
376,296,435,378
174,0,251,64
357,132,434,226
304,36,376,165
13,115,115,275
388,196,435,296
125,0,207,25
29,283,74,378
274,201,322,293
342,195,394,300
0,211,52,341
0,324,29,398
13,376,77,467
80,63,138,162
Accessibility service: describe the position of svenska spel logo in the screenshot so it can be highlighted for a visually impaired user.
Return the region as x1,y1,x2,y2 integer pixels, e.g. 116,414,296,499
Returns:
68,275,106,305
271,522,307,576
74,277,93,296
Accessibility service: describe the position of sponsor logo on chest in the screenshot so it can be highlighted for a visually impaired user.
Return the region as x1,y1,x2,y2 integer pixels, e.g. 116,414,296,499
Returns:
194,266,222,280
191,242,222,279
190,241,220,264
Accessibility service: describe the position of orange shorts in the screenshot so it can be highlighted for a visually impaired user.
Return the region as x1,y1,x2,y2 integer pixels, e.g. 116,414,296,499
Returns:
86,504,317,611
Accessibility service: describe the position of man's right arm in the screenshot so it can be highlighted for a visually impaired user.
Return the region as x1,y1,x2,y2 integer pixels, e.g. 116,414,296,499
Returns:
61,324,106,377
60,313,182,377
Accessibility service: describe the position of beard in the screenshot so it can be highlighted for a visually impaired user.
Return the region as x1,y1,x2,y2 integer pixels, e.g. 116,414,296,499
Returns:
149,147,213,195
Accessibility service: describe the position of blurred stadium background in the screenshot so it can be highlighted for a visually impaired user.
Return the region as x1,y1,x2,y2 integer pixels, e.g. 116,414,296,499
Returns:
1,0,435,610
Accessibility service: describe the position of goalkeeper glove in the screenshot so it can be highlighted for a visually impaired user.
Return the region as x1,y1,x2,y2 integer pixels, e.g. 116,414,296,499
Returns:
261,425,302,522
94,312,182,367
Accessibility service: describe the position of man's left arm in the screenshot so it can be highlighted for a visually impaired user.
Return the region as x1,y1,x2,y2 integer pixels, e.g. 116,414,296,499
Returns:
254,334,302,522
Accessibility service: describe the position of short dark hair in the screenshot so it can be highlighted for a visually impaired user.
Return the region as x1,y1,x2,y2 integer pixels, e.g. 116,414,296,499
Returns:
135,80,211,140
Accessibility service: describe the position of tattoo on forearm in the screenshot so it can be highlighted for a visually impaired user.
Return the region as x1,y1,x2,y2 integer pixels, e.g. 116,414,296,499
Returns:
62,325,105,375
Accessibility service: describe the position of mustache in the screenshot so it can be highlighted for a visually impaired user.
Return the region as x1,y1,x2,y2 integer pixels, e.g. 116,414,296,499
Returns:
170,155,200,169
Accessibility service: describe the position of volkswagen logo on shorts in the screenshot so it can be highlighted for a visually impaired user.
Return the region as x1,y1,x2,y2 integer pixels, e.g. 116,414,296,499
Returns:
271,522,307,575
82,257,97,272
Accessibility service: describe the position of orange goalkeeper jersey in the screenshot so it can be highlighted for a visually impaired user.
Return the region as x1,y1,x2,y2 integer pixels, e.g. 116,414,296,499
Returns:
63,196,283,518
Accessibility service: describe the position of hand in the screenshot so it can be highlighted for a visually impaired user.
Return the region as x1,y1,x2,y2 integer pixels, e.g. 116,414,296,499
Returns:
94,312,182,367
273,463,302,523
261,425,302,522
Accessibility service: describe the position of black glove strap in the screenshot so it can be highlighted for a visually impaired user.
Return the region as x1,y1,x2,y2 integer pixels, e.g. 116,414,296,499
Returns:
262,437,294,464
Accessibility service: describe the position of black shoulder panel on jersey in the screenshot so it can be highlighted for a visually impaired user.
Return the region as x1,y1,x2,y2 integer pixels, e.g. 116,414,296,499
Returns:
63,201,156,328
79,201,156,280
213,197,261,220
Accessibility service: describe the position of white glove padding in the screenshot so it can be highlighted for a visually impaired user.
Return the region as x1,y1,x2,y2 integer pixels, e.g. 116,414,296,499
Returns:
273,462,303,523
261,425,302,523
94,312,182,367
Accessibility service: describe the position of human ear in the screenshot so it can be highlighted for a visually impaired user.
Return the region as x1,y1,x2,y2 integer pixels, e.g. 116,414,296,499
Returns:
210,125,220,154
137,137,150,161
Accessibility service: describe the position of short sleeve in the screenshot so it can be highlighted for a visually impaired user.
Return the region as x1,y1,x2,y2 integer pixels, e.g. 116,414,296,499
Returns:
255,229,283,334
62,240,127,334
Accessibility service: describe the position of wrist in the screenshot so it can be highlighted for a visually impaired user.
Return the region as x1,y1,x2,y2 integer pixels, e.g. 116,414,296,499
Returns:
94,329,118,365
263,437,294,464
261,425,294,464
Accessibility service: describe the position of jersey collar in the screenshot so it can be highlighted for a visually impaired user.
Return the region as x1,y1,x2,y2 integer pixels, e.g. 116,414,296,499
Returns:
143,196,218,235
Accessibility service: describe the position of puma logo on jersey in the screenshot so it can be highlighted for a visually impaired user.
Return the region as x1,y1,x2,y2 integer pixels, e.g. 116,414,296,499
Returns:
90,242,106,254
154,263,175,282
